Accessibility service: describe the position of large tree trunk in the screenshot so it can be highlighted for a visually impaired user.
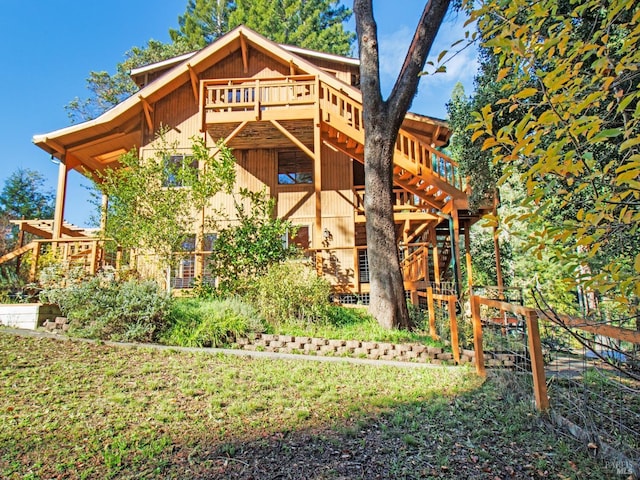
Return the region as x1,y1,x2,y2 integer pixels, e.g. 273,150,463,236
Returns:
364,128,410,329
355,0,451,329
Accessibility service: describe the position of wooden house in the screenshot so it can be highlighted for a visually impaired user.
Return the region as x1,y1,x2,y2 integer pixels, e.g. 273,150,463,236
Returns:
4,26,485,302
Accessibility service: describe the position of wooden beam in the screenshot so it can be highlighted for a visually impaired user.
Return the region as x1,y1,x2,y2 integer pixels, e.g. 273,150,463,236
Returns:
289,60,297,76
139,95,154,132
240,33,249,73
525,310,550,411
53,158,69,240
270,120,315,160
67,132,127,153
0,241,38,265
187,64,199,104
313,77,322,251
45,137,66,156
470,295,486,377
213,121,249,155
556,313,640,344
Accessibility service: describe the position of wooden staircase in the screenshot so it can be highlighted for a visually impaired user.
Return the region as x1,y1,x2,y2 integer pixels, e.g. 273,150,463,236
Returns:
318,81,468,213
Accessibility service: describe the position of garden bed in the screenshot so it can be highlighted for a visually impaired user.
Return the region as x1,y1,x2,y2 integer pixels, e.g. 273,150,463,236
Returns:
0,303,60,330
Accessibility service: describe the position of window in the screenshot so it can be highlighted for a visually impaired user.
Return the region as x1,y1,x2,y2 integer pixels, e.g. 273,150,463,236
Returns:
278,151,312,185
163,155,198,187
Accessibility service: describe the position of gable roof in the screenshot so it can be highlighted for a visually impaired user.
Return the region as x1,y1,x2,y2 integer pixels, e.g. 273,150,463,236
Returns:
33,25,450,176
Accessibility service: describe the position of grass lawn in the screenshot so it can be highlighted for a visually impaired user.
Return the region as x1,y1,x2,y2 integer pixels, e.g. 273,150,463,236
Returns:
0,332,615,479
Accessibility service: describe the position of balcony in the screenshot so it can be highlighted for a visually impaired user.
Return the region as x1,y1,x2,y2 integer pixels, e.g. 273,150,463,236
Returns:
201,75,318,125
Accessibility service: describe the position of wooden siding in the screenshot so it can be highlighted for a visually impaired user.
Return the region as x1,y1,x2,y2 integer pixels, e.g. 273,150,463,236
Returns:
143,82,200,148
199,47,292,82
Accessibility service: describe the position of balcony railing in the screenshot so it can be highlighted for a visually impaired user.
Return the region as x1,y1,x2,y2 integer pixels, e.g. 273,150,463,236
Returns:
202,75,317,123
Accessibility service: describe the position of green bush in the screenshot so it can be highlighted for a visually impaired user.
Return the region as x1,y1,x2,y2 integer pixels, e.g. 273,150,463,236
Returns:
39,268,171,342
248,260,332,326
162,297,266,347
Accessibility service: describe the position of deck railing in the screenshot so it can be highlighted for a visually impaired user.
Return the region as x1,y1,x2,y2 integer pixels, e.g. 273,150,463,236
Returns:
202,75,317,120
319,81,465,194
353,187,438,214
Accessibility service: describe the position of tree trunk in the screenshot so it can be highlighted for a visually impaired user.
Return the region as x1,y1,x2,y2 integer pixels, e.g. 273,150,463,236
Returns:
355,0,451,329
364,128,410,329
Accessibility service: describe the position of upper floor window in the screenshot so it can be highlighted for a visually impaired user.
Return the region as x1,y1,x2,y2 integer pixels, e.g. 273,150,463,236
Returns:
163,155,198,187
278,151,312,185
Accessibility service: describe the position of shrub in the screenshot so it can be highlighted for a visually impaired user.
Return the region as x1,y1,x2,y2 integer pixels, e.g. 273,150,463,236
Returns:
248,260,332,326
162,297,266,347
39,268,171,342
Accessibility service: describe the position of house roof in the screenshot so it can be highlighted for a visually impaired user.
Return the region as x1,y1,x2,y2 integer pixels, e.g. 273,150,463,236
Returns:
129,43,360,86
33,25,450,177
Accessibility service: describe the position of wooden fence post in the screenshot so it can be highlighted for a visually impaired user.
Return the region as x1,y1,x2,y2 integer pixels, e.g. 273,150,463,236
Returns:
448,294,460,364
29,243,40,283
427,287,437,339
470,294,486,377
524,309,550,411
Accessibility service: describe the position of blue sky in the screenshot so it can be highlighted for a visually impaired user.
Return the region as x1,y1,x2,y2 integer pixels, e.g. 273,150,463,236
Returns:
0,1,477,227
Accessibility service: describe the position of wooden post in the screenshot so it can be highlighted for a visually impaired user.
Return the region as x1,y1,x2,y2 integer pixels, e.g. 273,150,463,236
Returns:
448,294,460,364
430,226,441,284
100,194,109,232
464,219,473,293
451,209,463,298
53,159,69,241
313,77,323,259
410,290,419,309
29,243,40,282
15,221,24,275
470,295,486,377
524,309,550,411
90,240,99,274
427,286,437,339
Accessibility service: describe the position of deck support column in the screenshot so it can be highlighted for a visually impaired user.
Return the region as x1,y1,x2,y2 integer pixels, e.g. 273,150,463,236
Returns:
53,158,69,243
430,226,440,285
313,77,323,276
450,209,462,298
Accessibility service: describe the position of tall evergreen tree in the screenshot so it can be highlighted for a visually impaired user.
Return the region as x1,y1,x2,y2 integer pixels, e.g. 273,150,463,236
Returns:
169,0,233,49
0,169,54,254
229,0,354,56
67,0,355,122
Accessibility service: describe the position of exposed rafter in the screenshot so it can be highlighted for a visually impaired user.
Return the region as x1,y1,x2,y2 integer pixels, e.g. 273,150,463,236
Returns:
139,95,154,132
187,64,200,103
239,32,249,73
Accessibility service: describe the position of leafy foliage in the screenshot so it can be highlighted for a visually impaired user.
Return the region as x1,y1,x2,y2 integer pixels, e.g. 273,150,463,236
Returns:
161,296,267,347
39,267,171,342
247,260,333,326
96,133,235,267
206,188,297,294
466,0,640,305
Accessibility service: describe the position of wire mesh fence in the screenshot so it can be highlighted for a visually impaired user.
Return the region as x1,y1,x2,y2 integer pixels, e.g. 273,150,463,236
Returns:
538,307,640,476
471,287,640,477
